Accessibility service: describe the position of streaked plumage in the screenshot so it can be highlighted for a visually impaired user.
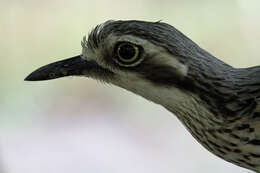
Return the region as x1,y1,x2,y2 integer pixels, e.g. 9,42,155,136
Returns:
25,20,260,172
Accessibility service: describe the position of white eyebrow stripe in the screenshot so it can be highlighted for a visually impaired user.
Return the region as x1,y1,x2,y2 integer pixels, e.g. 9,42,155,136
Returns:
81,33,188,78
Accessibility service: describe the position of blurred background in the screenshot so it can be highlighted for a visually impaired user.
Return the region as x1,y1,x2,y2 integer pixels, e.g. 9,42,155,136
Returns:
1,0,260,172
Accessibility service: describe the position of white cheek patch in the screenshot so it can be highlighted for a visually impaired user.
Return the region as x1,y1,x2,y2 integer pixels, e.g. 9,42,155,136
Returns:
157,52,189,77
170,59,188,76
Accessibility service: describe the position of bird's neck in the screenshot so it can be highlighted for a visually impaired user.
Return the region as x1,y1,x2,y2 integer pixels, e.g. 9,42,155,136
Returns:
114,64,260,127
114,74,223,128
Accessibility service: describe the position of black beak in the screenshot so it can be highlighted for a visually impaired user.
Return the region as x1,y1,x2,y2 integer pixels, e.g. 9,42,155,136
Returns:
24,55,99,81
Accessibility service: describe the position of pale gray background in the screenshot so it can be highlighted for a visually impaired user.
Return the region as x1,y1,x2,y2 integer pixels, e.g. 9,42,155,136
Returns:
1,0,260,173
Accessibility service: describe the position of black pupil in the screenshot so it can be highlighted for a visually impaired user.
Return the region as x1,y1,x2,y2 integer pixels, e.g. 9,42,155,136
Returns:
119,44,136,60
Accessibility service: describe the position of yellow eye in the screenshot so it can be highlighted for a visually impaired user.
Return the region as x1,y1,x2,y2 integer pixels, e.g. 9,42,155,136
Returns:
115,42,141,66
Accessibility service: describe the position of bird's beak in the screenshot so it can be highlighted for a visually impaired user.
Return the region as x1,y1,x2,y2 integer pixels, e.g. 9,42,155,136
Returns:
24,55,100,81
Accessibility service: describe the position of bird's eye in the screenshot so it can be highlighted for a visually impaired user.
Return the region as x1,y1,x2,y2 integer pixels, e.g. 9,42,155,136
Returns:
114,42,142,67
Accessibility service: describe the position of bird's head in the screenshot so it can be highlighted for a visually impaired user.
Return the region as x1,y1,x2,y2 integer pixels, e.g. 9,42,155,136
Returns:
24,20,260,172
25,20,233,113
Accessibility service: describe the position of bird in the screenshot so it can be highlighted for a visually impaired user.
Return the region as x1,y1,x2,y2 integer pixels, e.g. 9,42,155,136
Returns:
25,20,260,173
